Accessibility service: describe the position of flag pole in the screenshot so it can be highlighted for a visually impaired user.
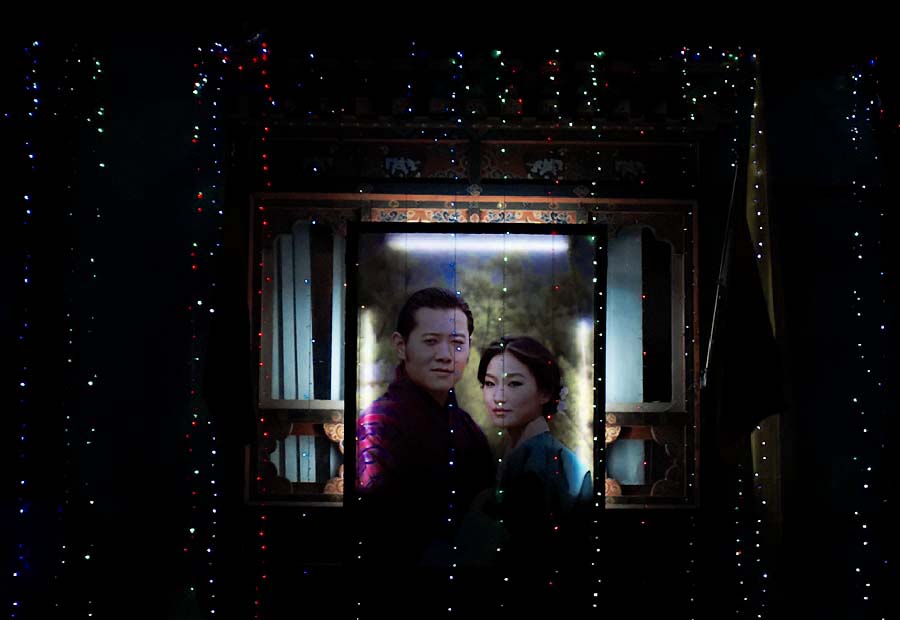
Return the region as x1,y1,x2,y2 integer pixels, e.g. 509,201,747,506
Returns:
701,150,741,389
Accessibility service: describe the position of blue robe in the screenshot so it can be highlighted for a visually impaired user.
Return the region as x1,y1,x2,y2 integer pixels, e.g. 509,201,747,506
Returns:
456,418,592,570
494,427,593,572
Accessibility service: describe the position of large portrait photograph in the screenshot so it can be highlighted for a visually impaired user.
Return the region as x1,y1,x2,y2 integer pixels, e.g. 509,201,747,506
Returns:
351,224,601,602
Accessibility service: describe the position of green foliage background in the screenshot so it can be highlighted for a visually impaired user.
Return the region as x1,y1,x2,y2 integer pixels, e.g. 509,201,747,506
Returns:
356,233,595,466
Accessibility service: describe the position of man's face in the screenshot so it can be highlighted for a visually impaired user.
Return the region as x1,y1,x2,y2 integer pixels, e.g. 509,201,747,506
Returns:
393,307,470,405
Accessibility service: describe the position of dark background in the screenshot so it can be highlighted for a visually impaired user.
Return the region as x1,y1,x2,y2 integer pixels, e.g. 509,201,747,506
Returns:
3,29,895,618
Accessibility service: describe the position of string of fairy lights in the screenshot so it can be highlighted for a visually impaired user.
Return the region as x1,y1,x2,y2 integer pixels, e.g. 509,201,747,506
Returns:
59,46,106,618
727,48,775,619
253,37,273,619
586,49,606,195
449,51,463,178
446,239,461,610
693,46,777,618
497,233,508,610
403,40,416,114
493,49,520,119
845,57,887,617
581,51,605,121
491,233,521,611
544,49,563,126
187,40,230,616
587,222,605,614
10,38,106,619
679,45,778,617
748,67,770,266
449,50,462,122
190,35,282,618
11,38,42,620
542,49,563,190
680,47,700,620
746,56,779,618
309,47,320,121
743,52,777,620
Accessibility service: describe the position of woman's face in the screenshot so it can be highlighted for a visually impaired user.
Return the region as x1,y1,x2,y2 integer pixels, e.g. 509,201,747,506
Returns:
482,352,549,431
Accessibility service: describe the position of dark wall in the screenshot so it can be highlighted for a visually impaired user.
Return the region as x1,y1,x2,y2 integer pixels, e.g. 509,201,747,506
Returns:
4,33,894,619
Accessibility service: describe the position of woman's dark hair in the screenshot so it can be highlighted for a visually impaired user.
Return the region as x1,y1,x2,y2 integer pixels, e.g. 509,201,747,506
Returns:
477,336,561,416
395,287,474,341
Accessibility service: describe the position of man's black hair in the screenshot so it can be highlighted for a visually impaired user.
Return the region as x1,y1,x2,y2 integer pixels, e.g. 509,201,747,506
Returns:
395,287,474,341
